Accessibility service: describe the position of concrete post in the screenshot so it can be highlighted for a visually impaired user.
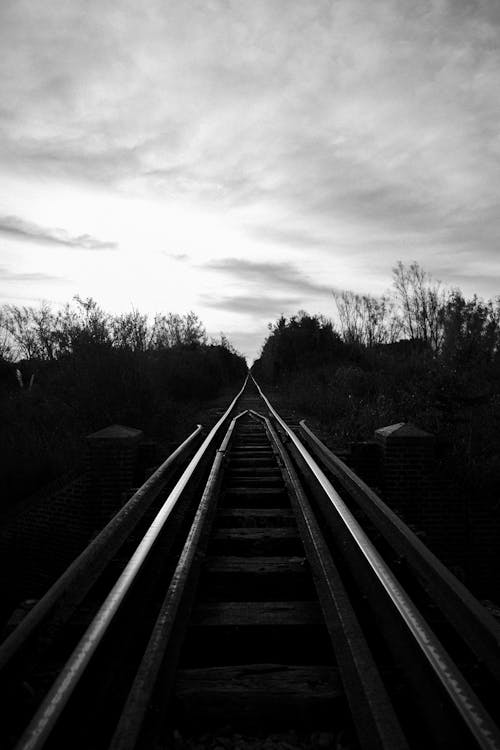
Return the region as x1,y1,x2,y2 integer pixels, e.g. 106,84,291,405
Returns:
86,424,144,524
374,422,435,528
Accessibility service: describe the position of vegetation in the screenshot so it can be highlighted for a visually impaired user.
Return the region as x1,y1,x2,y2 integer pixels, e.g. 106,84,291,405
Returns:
253,262,500,507
4,262,500,513
0,298,247,507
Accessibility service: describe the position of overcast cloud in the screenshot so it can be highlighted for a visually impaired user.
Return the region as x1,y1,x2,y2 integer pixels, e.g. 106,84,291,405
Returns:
0,265,67,284
1,0,500,359
0,215,117,251
203,258,333,296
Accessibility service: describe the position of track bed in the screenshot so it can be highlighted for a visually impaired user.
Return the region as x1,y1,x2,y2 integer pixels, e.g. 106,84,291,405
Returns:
1,377,499,750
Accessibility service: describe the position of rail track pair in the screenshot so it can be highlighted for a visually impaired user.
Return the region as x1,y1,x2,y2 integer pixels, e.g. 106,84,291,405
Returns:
1,375,500,749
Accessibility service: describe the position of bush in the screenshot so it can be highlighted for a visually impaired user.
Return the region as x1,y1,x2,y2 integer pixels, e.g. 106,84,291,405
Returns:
0,301,247,508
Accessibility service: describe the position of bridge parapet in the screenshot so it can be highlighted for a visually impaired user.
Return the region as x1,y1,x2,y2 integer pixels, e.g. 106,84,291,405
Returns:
86,424,144,523
0,424,147,609
373,421,468,572
374,422,435,518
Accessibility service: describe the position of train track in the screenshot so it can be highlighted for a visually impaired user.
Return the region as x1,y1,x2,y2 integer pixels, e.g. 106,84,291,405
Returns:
1,375,500,749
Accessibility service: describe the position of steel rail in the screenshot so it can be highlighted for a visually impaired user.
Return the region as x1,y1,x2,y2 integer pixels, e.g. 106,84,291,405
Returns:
248,410,409,750
15,375,249,750
250,374,500,750
109,411,248,750
298,419,500,682
0,424,203,673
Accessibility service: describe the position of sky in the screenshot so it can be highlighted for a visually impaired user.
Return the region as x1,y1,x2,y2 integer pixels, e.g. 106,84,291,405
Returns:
1,0,500,362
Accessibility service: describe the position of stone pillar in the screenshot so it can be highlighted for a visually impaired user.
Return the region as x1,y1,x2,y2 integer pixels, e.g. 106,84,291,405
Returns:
349,441,382,489
86,424,143,524
374,422,435,528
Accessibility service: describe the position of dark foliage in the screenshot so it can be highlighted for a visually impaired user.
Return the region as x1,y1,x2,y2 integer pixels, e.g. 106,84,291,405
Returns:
253,311,345,381
252,265,500,508
0,299,246,508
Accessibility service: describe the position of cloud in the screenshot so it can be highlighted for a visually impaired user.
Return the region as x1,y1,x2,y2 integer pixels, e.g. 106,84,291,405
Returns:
248,224,334,251
201,293,303,316
1,0,500,335
0,265,67,283
203,258,332,298
0,215,117,250
2,2,500,236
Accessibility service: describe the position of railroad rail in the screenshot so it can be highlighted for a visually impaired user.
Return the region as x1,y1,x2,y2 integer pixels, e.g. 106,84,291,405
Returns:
1,374,499,749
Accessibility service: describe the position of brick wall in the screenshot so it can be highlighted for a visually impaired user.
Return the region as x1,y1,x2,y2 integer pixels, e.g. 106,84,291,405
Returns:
0,472,93,606
86,424,144,524
372,421,499,596
0,423,146,619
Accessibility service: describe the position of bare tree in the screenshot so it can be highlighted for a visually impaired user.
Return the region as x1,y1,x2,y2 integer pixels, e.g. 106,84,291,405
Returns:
150,311,207,349
182,311,207,347
0,305,41,359
57,296,111,354
0,307,14,360
31,303,59,360
333,291,364,345
392,261,445,350
333,290,400,346
152,313,184,348
0,298,210,360
112,309,151,351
